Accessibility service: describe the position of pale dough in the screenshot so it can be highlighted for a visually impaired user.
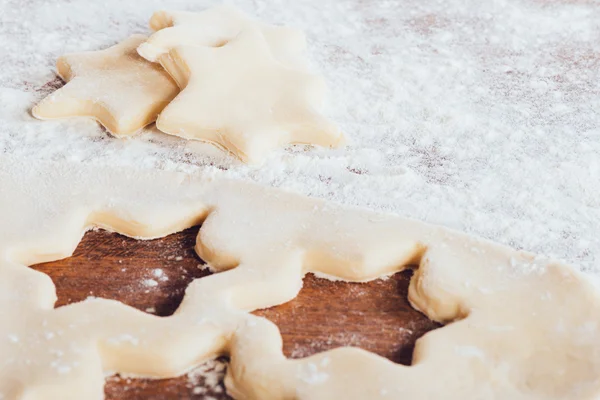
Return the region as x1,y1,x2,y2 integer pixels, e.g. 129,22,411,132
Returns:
137,5,308,68
33,7,342,163
150,28,343,163
32,35,179,136
1,155,600,399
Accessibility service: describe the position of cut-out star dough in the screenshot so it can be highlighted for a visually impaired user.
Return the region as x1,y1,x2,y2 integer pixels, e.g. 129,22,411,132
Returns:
32,35,179,137
155,29,343,163
137,5,307,69
2,155,600,399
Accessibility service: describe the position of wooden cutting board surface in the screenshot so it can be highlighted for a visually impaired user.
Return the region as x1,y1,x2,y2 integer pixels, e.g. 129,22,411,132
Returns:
32,227,440,399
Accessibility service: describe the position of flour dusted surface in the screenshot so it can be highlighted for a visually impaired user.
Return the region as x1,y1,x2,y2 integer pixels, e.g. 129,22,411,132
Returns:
1,0,599,271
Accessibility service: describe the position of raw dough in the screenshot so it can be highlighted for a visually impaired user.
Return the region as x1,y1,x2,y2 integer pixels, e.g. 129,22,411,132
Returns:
32,35,179,136
151,28,343,163
137,5,308,68
32,7,341,162
1,156,600,399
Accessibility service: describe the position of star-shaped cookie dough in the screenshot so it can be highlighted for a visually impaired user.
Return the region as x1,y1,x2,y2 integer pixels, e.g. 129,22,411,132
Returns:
155,29,343,163
137,5,307,69
33,35,179,137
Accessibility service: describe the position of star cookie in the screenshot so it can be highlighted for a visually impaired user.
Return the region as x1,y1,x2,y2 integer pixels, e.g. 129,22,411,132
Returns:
137,5,307,69
33,35,179,137
154,29,343,163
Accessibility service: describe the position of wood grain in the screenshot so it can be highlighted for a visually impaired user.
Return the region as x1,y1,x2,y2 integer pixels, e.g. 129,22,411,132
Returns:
31,227,440,399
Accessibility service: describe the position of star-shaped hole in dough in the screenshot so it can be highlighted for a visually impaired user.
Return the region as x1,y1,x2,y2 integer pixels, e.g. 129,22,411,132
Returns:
4,157,600,399
155,29,344,163
33,35,179,137
137,5,307,69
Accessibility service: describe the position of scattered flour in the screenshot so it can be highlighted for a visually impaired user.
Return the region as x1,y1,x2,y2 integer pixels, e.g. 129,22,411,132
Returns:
1,0,599,274
141,278,158,288
186,358,228,397
152,268,169,281
1,0,600,395
152,269,164,278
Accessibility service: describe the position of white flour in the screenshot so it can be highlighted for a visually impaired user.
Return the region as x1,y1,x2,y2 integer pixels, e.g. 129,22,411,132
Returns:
186,358,227,397
1,0,599,272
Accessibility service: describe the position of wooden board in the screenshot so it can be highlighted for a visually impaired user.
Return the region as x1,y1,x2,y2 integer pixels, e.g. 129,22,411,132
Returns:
31,227,440,399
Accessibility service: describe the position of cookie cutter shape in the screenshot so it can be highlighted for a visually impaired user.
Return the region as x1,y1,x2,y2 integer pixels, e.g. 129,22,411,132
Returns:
154,29,343,164
2,157,600,399
32,35,179,137
137,5,307,69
